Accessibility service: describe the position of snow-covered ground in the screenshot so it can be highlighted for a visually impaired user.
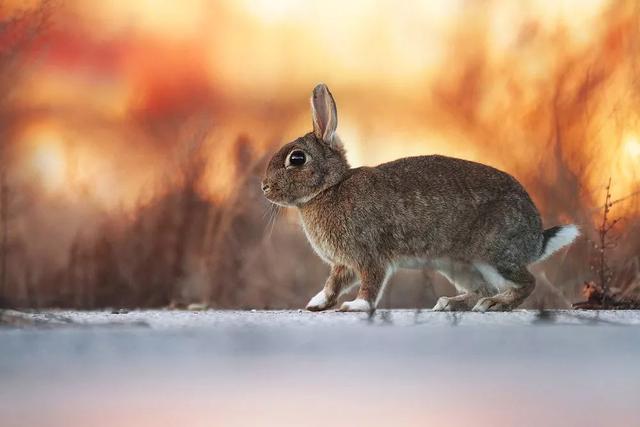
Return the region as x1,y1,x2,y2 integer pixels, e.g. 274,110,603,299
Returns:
1,309,639,427
8,308,640,328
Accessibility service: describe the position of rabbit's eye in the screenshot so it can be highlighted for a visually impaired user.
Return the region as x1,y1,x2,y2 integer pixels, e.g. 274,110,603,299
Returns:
288,150,307,166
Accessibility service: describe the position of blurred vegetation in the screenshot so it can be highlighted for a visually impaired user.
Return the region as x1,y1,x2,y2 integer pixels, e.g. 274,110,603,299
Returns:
0,0,639,309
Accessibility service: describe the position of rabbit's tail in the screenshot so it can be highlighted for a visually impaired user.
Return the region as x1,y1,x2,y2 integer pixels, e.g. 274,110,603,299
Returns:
535,224,580,263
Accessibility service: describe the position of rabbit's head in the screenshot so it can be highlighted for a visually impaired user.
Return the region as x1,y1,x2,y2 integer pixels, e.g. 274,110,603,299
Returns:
262,84,349,206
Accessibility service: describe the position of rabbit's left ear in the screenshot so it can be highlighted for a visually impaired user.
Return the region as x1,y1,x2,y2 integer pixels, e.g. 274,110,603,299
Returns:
311,83,338,145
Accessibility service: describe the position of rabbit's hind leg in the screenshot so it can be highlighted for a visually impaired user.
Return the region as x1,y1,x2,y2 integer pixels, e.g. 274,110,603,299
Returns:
472,264,535,312
433,292,480,311
432,260,489,311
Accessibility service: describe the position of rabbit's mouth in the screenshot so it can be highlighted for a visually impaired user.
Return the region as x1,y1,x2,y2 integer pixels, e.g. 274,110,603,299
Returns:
264,196,290,207
263,193,299,207
262,184,317,207
261,182,289,206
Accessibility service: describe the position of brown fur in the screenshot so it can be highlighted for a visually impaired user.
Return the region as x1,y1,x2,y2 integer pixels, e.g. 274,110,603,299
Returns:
262,84,577,312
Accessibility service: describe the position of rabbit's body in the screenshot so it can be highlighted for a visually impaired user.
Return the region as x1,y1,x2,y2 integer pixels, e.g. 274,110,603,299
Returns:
263,84,579,312
300,155,543,270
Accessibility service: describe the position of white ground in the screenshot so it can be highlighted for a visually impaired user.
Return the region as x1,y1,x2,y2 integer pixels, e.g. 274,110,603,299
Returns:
1,309,639,427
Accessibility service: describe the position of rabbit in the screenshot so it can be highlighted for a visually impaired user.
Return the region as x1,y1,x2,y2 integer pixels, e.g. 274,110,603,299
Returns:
261,83,579,312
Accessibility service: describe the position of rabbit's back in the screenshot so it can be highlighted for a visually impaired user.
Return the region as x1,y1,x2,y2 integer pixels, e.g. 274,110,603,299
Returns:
377,155,526,203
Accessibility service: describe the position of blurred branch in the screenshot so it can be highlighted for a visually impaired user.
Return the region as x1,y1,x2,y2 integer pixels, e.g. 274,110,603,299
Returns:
589,188,640,213
0,170,7,305
0,0,52,78
537,271,572,309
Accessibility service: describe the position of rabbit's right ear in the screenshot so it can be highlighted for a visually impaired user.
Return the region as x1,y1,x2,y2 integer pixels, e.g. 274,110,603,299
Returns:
311,83,338,146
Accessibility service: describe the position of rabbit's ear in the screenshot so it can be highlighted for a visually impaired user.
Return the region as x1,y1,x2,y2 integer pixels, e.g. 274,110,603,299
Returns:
311,83,338,145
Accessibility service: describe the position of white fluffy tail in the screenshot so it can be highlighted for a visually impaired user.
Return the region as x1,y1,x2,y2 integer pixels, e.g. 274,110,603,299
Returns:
535,224,580,263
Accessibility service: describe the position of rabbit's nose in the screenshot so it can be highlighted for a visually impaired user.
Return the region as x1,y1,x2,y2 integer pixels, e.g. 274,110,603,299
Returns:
261,182,270,193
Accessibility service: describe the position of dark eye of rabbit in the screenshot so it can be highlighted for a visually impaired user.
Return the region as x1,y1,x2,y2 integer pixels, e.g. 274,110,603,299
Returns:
289,150,306,166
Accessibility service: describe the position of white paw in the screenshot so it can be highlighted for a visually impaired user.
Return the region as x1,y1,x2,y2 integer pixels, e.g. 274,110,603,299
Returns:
339,298,372,312
472,297,509,312
432,296,452,311
306,290,330,311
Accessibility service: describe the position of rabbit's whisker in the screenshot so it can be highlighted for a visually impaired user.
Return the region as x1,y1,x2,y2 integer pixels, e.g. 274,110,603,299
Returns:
267,205,281,240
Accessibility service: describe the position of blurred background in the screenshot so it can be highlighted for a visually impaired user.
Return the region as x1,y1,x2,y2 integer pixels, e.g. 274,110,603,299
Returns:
0,0,638,309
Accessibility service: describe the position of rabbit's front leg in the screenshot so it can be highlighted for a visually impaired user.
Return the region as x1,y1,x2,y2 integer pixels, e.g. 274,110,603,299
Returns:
339,265,390,312
306,265,357,311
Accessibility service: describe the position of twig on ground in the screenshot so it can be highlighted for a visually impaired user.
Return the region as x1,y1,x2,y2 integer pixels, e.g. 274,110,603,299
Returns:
574,178,640,309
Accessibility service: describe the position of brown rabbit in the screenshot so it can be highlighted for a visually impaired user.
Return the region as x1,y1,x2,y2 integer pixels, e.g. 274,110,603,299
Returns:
262,84,579,312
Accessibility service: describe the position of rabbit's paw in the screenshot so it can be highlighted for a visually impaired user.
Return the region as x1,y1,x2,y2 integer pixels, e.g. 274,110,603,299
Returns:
472,297,511,312
306,290,334,312
338,298,372,312
433,296,468,311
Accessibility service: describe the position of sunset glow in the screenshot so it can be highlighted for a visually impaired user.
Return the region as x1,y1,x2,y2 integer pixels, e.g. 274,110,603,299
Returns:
6,0,640,213
27,129,67,192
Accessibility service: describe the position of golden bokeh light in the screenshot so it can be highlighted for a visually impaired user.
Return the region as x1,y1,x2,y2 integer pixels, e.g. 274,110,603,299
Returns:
624,135,640,158
27,128,67,192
